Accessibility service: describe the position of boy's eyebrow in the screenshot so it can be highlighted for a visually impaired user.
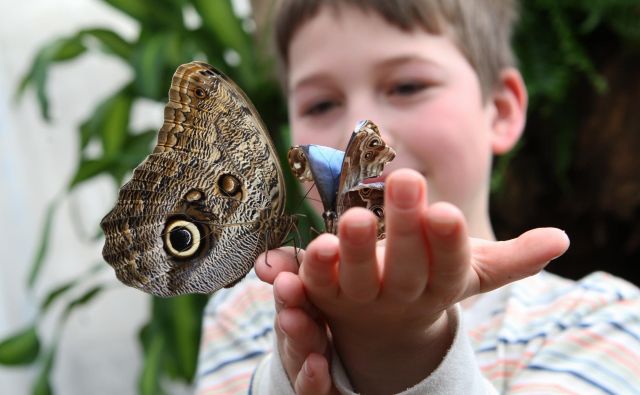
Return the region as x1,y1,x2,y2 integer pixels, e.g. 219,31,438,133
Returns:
289,54,442,93
375,55,442,72
289,74,330,93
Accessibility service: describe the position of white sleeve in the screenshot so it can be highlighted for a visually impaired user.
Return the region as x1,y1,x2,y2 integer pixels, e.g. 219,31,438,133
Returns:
250,341,297,395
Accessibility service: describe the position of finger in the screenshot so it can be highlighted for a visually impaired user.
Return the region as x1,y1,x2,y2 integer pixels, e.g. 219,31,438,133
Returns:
471,227,570,294
382,169,429,301
274,271,322,322
255,246,304,284
278,308,328,382
295,353,335,395
299,233,340,299
423,202,471,305
274,271,306,310
337,208,380,302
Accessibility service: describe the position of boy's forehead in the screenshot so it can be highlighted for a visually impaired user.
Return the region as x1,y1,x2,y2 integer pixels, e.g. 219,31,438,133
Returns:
287,5,457,91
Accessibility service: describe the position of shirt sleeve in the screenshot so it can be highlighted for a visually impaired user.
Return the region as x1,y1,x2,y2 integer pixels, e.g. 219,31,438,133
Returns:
250,340,297,395
195,272,278,395
472,271,640,394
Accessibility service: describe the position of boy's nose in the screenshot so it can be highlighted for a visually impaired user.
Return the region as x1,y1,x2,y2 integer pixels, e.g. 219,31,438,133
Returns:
345,97,395,148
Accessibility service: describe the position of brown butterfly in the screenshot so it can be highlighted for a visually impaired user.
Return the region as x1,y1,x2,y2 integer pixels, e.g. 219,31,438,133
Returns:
288,120,396,239
100,62,294,297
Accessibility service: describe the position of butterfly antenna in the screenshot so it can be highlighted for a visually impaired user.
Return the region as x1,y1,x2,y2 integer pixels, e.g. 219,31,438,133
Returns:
292,183,317,213
309,226,322,238
292,185,327,240
289,220,303,267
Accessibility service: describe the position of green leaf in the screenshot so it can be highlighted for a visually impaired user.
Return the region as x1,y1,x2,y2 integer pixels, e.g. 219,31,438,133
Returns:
28,200,58,288
151,295,207,381
187,27,227,68
132,34,173,99
32,347,56,395
64,286,105,317
72,86,133,186
79,118,96,151
68,157,114,190
82,28,134,60
101,91,133,156
16,35,87,120
40,264,103,312
51,38,87,62
30,286,104,394
0,326,40,366
102,0,184,31
191,0,248,49
117,129,156,168
41,283,75,312
139,331,165,395
102,0,154,24
191,0,255,83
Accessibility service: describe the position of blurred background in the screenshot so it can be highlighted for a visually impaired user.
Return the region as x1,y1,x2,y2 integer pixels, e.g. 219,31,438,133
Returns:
0,0,638,394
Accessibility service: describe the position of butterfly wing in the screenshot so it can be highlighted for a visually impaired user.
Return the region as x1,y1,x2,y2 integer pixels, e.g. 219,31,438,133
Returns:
288,145,345,211
101,62,293,297
289,145,346,234
336,120,395,237
341,183,386,239
337,120,396,193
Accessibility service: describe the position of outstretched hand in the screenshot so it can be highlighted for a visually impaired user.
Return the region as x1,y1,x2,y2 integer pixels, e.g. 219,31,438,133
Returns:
257,169,569,394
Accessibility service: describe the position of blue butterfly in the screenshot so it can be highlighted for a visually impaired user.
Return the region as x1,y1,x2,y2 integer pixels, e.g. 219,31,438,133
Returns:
288,120,396,238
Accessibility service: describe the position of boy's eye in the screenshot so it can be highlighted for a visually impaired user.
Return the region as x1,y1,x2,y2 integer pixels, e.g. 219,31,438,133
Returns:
304,100,338,116
388,82,426,96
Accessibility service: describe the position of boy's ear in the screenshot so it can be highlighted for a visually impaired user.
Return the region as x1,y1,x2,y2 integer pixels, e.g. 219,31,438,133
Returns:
490,68,528,154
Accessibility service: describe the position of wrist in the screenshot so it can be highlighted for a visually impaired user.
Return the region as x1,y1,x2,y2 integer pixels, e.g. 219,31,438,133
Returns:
333,309,455,395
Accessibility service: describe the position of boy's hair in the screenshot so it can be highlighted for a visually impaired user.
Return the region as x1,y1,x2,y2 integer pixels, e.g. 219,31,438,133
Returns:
273,0,519,98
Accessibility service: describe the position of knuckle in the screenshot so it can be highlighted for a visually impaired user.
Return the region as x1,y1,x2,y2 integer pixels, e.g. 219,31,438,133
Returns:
383,279,424,302
342,284,378,303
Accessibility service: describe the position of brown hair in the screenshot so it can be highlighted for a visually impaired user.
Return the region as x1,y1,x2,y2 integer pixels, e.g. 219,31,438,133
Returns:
273,0,519,98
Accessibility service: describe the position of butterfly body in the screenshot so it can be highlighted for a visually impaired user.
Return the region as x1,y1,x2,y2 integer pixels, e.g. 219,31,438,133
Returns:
101,62,293,297
288,120,396,238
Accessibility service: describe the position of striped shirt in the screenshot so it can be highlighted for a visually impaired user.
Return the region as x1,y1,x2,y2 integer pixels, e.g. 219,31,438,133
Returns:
196,270,640,394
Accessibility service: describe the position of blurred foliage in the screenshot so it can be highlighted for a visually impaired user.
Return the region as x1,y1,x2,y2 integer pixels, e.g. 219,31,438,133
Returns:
4,0,317,394
496,0,640,284
2,0,639,393
495,0,640,191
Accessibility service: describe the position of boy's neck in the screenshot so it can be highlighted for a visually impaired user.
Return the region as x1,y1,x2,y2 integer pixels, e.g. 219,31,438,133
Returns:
468,213,496,241
462,193,496,241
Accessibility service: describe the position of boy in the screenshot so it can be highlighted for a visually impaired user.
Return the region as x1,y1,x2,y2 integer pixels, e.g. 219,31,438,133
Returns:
196,1,640,394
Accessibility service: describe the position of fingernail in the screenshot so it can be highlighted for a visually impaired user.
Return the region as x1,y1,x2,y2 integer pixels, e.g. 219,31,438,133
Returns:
390,177,420,209
432,214,457,237
429,203,460,237
316,246,336,261
344,219,374,244
303,359,314,378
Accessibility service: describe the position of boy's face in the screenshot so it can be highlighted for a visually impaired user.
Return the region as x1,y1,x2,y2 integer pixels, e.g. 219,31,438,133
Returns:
286,5,517,229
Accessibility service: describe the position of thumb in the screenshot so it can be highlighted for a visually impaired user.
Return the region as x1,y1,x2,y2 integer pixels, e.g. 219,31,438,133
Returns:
470,228,570,294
